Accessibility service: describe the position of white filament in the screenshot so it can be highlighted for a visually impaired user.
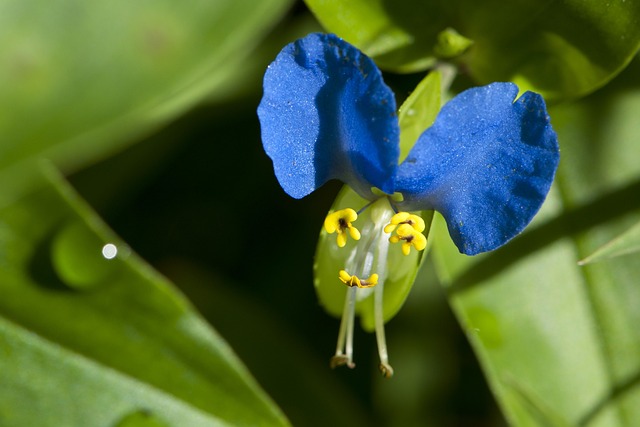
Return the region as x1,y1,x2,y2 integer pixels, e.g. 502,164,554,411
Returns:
333,198,395,374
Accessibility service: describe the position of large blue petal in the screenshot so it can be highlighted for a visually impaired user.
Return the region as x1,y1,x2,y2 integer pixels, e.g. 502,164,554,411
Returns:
394,82,559,255
257,33,399,199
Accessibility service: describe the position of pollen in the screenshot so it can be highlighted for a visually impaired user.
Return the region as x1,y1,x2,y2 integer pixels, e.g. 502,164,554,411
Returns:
338,270,378,288
324,208,361,248
388,223,427,256
384,212,425,234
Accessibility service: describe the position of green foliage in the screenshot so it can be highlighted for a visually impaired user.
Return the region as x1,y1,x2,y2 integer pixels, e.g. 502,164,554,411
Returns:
0,165,289,427
579,220,640,265
304,0,640,99
431,58,640,426
0,0,291,207
397,70,441,161
0,0,296,425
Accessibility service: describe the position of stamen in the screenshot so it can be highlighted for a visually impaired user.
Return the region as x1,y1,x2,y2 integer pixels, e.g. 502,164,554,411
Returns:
331,287,357,369
384,212,426,233
329,198,398,376
385,210,427,256
375,282,393,378
338,270,378,288
324,208,361,247
373,217,394,378
355,200,375,215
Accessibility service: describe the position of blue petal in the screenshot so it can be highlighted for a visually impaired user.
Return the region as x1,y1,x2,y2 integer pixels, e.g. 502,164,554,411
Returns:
394,82,559,255
257,33,399,199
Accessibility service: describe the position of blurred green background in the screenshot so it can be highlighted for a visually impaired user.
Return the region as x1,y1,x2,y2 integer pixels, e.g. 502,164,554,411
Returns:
2,0,640,426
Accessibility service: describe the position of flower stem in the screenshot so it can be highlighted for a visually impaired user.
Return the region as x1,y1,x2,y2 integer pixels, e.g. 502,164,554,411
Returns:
435,61,457,100
374,282,393,378
372,197,393,378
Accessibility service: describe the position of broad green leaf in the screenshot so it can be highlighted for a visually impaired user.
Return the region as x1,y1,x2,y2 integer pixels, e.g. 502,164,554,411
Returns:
164,259,375,427
579,220,640,265
303,0,414,59
0,164,289,427
304,0,640,100
0,0,292,207
314,72,441,330
431,59,640,426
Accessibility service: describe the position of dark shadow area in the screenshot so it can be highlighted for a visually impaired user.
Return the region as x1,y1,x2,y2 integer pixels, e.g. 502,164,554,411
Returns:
27,226,70,292
378,0,640,97
376,0,450,68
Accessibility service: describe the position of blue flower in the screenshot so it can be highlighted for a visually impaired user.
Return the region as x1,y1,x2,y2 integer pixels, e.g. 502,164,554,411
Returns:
259,33,559,255
258,33,559,376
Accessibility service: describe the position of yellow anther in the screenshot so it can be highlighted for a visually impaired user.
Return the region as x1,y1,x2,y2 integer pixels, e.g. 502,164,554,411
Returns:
338,270,379,288
389,223,427,256
383,212,425,234
324,208,361,248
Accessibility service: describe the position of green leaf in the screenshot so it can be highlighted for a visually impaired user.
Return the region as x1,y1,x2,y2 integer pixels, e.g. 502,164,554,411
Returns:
304,0,640,100
164,259,375,427
397,70,441,161
579,220,640,265
432,28,474,60
0,164,289,427
0,0,292,207
303,0,415,59
431,58,640,426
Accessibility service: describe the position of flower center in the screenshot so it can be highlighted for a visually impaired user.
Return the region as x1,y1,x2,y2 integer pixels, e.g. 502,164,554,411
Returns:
323,197,428,378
